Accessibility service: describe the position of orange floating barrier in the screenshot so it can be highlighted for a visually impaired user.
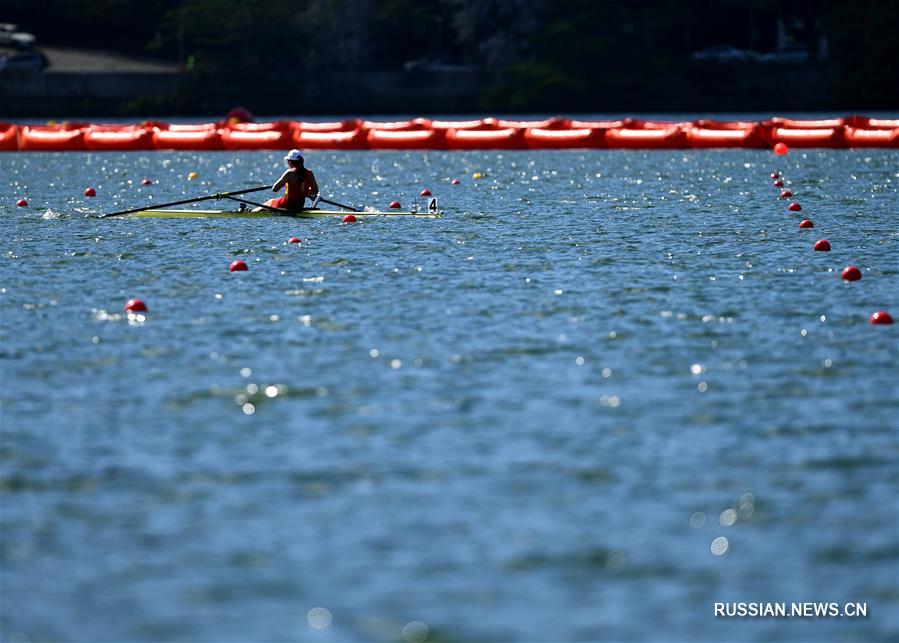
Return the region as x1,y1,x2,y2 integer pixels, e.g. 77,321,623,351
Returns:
152,129,223,150
497,117,570,129
292,120,359,132
361,118,431,131
0,124,18,151
524,127,605,149
139,120,170,130
638,120,693,130
84,127,155,151
695,119,774,145
844,127,899,148
4,116,896,151
292,128,368,150
771,127,847,148
82,123,140,133
568,119,629,129
430,118,498,130
605,126,687,149
227,121,291,132
19,126,87,151
221,129,291,150
693,119,760,130
686,126,765,148
166,123,218,132
445,127,526,149
43,121,89,131
367,128,446,149
769,117,846,129
865,118,899,130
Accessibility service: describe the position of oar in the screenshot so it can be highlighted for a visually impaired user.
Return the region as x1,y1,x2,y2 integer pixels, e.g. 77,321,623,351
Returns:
98,185,271,218
314,196,360,212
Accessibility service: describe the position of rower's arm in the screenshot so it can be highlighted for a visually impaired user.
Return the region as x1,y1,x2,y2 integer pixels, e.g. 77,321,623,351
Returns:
272,170,291,191
306,171,319,197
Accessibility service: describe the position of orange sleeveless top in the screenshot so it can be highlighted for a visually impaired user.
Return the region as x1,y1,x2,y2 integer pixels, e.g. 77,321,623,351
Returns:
283,169,311,208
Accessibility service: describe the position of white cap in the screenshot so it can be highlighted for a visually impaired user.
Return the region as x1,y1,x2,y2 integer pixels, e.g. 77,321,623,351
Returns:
284,149,303,161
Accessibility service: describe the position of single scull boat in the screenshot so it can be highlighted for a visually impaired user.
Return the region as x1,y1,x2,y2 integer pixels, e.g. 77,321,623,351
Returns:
127,208,439,219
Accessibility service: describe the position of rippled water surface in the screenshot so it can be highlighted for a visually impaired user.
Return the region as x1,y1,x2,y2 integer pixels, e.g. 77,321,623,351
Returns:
2,148,898,643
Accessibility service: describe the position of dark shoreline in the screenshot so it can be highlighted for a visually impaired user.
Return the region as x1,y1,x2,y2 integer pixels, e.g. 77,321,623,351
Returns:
3,65,897,119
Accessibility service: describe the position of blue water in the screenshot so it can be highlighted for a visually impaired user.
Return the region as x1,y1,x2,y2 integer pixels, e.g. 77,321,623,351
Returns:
2,148,898,643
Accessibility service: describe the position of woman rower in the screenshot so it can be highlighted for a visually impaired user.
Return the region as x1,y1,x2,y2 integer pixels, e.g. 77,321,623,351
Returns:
254,149,319,212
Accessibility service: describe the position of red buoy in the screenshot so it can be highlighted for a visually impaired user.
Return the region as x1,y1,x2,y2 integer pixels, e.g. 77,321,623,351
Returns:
230,259,248,271
125,298,148,313
16,198,28,207
388,201,401,209
779,190,792,199
141,178,153,186
342,214,357,223
774,142,789,155
84,187,97,197
788,202,802,211
869,311,894,325
770,172,780,179
419,189,432,197
813,239,831,252
451,179,461,185
288,237,301,244
841,266,862,281
799,219,814,228
773,179,784,187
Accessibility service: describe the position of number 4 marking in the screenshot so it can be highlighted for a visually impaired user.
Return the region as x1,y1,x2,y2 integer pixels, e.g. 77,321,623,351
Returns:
427,197,438,212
